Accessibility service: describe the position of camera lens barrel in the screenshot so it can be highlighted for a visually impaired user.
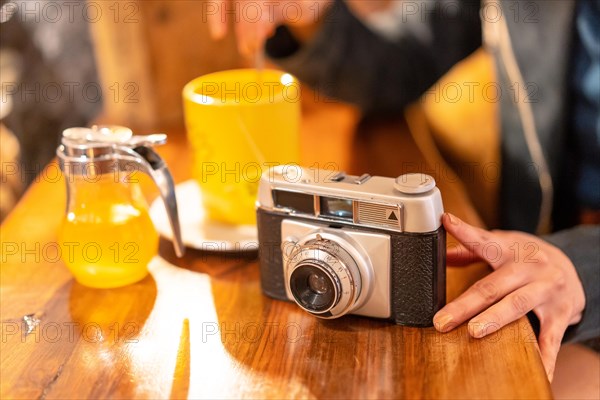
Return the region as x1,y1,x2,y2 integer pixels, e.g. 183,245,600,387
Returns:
286,238,362,318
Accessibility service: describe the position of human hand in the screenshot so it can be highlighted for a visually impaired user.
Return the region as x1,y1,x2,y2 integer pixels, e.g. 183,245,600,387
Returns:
206,0,333,55
434,213,586,381
344,0,393,19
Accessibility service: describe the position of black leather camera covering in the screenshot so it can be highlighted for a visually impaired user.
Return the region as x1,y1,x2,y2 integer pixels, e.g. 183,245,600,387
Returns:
256,208,446,327
257,209,288,300
389,227,446,326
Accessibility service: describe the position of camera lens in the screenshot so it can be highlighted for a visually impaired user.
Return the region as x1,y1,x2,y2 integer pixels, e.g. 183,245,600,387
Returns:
308,273,329,294
290,264,338,313
285,235,364,319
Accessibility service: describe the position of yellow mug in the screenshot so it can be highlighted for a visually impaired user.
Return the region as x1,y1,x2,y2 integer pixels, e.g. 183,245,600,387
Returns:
183,69,301,225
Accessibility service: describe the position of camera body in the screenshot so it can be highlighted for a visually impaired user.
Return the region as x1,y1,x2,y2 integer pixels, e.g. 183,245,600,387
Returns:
257,166,446,327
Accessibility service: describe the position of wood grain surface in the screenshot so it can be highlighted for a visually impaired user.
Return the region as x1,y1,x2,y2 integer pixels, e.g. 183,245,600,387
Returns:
0,101,551,399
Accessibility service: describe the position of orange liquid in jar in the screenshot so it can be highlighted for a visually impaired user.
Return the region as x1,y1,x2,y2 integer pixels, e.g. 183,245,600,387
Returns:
58,175,158,288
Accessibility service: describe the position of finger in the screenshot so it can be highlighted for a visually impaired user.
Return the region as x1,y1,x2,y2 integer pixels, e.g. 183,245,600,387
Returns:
235,14,271,56
467,282,549,338
207,0,228,39
446,241,479,266
537,313,569,381
443,213,507,269
433,263,532,332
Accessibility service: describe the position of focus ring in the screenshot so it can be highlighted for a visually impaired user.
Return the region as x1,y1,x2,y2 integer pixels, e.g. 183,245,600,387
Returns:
286,239,362,318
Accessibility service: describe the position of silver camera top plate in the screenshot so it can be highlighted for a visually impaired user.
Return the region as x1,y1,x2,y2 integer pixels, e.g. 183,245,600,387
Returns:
257,165,444,234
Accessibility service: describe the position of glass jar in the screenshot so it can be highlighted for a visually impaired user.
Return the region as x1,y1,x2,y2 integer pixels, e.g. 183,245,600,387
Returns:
57,126,184,288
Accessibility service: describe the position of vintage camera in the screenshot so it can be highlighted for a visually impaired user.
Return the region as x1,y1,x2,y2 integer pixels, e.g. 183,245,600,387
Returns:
256,166,446,327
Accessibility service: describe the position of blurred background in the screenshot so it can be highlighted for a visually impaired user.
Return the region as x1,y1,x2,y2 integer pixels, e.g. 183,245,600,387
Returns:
0,0,498,226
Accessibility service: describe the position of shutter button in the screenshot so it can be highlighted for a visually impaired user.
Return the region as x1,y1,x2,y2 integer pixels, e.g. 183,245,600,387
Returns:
394,173,436,194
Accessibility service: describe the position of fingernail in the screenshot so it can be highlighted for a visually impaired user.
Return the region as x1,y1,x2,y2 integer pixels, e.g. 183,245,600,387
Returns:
468,321,485,338
208,26,218,39
238,43,250,57
434,312,454,332
446,213,459,225
468,320,498,338
211,24,226,40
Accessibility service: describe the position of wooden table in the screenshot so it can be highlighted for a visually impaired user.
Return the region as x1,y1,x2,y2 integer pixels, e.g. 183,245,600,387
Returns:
0,106,551,399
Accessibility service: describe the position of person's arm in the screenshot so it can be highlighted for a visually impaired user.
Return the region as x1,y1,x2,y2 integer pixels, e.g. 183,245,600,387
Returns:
266,0,482,115
544,225,600,343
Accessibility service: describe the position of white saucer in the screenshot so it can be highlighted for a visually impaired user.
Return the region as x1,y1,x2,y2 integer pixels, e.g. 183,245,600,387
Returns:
149,180,258,252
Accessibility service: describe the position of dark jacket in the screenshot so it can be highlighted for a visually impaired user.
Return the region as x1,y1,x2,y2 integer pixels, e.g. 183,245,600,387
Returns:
265,0,599,342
